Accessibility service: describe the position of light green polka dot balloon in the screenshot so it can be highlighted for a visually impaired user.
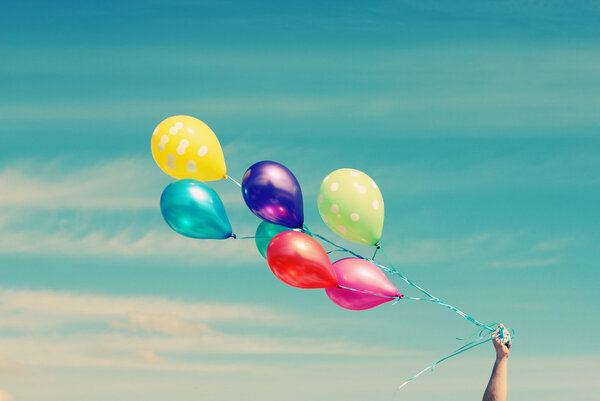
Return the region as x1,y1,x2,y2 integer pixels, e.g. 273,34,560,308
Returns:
317,168,384,246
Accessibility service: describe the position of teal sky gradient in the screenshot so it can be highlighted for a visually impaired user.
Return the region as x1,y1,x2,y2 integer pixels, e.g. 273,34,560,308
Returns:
1,1,599,400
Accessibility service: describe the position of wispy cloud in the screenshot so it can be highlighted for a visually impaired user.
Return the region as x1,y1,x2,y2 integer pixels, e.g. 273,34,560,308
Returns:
0,158,261,264
0,287,287,329
373,152,600,196
0,389,13,401
0,226,257,264
109,313,216,337
0,158,243,211
531,238,571,252
0,287,404,377
0,354,27,375
2,90,599,131
0,158,157,210
488,257,561,269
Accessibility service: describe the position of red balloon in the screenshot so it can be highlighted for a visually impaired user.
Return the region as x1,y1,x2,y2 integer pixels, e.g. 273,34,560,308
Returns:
266,231,338,289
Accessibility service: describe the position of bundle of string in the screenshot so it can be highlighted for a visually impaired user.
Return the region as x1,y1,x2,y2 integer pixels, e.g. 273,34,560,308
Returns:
228,177,514,391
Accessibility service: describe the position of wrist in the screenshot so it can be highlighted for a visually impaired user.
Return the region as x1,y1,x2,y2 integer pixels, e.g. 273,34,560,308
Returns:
496,354,509,362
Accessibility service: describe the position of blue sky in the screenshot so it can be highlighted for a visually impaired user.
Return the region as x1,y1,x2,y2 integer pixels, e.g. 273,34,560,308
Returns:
1,1,599,400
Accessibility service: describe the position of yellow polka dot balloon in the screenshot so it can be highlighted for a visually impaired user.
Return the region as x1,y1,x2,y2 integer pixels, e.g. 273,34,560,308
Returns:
151,115,227,181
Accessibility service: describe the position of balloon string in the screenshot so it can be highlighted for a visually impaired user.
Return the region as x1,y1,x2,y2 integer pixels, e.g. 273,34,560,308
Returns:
376,246,495,332
394,325,513,397
227,175,242,187
337,285,404,300
372,246,379,259
301,225,514,391
303,226,495,333
234,236,274,240
326,249,348,255
394,332,499,397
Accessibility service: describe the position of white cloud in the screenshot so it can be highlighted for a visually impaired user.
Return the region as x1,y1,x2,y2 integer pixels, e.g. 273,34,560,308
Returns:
0,158,242,211
0,287,405,378
135,349,161,364
0,159,157,210
488,257,560,269
0,353,27,375
0,389,13,401
0,158,260,262
0,225,257,263
109,313,216,337
0,287,287,329
531,238,571,252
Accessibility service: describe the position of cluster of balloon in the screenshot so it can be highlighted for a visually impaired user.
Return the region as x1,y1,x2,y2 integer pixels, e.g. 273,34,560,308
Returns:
240,160,398,309
152,118,509,390
151,116,233,239
151,115,399,311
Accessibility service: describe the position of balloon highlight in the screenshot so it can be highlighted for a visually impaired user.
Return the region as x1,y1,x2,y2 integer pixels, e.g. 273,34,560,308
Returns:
254,221,292,259
266,231,337,289
242,161,304,228
160,179,232,239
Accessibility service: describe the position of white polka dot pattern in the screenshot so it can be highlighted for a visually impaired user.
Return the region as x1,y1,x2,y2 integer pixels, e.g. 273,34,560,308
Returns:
176,139,189,155
167,154,175,169
187,160,196,172
158,135,169,152
150,115,227,181
317,168,384,245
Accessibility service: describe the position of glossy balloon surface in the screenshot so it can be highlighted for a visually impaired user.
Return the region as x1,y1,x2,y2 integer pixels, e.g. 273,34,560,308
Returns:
254,221,292,259
266,231,337,289
160,179,232,239
242,161,304,228
325,258,399,310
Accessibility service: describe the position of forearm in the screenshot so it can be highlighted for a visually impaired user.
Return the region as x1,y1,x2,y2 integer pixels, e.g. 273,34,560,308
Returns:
482,356,508,401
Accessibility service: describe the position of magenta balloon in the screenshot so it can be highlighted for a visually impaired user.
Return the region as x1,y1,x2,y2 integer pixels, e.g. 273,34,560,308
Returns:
325,258,400,310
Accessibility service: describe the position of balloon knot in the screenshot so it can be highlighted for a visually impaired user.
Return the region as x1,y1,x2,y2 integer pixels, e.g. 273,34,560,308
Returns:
399,294,405,299
231,233,237,239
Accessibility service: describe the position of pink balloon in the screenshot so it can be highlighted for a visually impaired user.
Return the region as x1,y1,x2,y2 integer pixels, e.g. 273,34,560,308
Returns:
325,258,401,310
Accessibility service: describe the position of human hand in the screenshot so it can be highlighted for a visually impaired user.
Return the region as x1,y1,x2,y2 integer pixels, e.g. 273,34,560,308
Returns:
492,324,510,360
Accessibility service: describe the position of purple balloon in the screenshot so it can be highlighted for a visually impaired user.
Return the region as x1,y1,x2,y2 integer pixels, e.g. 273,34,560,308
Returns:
242,161,304,228
325,258,401,310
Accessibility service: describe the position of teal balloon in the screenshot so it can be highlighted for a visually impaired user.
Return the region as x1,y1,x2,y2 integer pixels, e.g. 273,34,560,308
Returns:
160,179,232,239
255,221,290,258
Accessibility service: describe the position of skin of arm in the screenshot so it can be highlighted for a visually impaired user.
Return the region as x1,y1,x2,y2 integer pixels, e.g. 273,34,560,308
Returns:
482,324,510,401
